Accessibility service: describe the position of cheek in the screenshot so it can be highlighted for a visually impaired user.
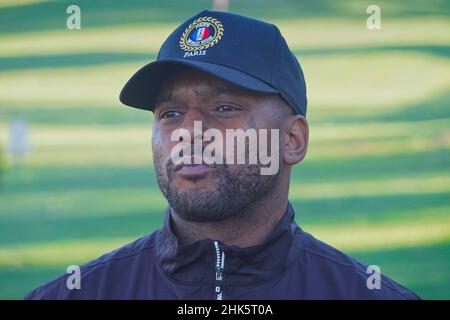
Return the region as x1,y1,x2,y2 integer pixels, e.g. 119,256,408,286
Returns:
152,126,180,165
151,126,166,163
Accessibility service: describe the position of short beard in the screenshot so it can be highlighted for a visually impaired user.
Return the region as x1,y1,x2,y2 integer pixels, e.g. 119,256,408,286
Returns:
155,158,279,223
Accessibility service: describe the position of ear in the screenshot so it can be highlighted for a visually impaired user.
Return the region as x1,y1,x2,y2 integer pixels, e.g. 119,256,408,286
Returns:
283,115,309,165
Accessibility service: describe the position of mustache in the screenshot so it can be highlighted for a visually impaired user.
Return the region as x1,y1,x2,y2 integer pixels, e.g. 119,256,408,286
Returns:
165,155,229,172
165,141,228,172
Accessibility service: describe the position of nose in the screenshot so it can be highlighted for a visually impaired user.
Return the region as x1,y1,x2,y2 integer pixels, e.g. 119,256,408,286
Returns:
180,108,211,145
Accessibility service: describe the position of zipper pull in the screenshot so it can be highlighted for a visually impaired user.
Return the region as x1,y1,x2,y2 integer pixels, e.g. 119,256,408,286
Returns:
214,240,225,300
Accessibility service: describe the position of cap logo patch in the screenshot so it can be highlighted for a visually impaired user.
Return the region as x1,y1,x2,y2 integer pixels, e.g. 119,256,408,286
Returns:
180,16,224,52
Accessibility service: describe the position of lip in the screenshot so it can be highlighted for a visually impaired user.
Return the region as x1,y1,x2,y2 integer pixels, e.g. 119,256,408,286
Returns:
174,163,213,178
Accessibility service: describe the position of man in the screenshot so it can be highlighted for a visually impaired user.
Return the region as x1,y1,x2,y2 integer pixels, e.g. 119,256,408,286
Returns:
25,10,419,300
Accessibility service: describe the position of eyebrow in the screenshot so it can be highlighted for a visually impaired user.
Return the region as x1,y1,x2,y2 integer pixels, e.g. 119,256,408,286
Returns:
156,91,175,105
156,85,244,106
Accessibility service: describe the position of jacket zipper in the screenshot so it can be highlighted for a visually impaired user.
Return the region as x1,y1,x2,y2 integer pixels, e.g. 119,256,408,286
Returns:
213,240,225,300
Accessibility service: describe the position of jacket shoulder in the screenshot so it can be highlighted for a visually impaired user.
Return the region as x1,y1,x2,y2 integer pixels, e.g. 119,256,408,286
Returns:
24,231,160,300
293,229,420,300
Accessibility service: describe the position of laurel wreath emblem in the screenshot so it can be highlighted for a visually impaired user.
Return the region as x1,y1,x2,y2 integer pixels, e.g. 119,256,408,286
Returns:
179,16,224,51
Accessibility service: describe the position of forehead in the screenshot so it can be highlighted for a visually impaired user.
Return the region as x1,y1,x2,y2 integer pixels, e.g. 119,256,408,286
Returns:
156,67,259,103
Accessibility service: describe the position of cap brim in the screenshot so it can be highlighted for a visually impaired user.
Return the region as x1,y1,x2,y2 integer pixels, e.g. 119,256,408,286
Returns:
119,59,278,112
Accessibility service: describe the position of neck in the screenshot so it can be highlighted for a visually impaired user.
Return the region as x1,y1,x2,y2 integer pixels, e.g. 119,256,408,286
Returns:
171,192,288,248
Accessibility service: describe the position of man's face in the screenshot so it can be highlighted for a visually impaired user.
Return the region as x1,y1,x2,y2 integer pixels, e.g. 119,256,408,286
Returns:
152,68,287,222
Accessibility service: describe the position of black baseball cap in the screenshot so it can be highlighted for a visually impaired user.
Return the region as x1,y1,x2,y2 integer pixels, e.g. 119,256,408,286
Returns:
120,10,307,116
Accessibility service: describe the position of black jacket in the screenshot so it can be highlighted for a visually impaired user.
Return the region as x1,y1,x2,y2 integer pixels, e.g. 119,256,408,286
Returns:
25,203,420,300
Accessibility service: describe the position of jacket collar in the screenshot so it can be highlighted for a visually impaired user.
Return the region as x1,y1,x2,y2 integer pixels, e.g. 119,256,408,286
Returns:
155,202,298,286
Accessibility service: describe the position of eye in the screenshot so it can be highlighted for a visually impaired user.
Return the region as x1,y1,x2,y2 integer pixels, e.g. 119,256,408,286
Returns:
216,104,239,112
160,110,182,119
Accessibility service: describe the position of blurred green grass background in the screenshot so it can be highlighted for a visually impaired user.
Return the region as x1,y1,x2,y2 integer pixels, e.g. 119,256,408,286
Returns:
0,0,449,299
